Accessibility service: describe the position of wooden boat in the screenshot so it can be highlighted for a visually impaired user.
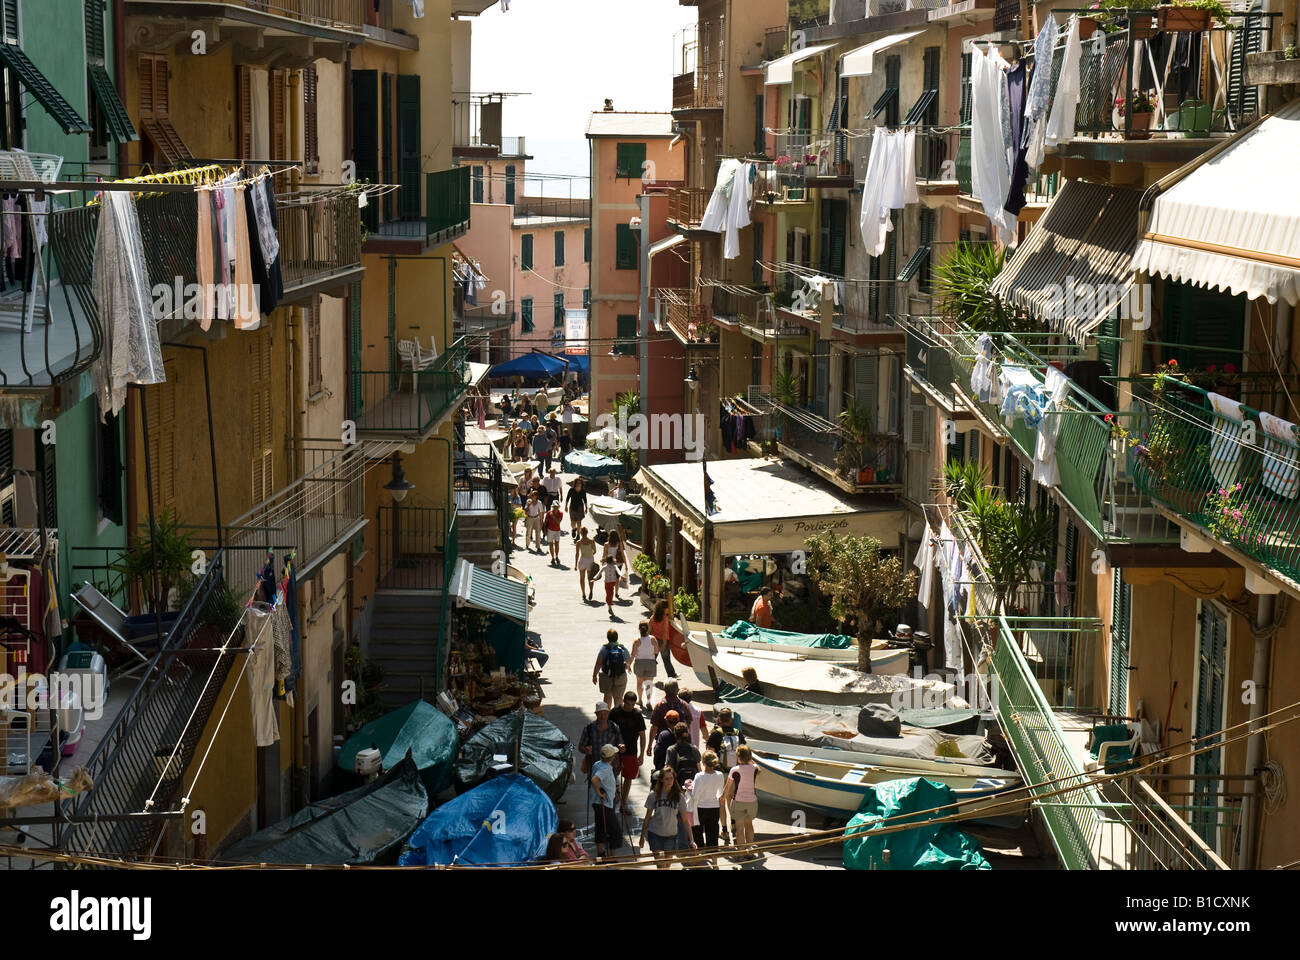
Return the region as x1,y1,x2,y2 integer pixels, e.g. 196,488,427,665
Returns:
743,737,1011,780
749,748,1027,827
698,629,907,672
685,631,962,707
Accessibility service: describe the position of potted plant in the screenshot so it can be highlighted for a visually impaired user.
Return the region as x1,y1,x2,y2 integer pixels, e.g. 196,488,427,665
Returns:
1158,0,1229,32
1247,45,1300,86
111,509,197,615
1116,91,1157,138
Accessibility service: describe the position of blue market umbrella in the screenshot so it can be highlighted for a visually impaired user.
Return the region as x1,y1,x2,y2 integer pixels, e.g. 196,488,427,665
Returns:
489,352,570,381
552,352,588,375
563,449,625,479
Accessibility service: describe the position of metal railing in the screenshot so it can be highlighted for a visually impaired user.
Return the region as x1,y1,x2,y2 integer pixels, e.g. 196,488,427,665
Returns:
673,27,724,110
179,0,370,31
709,286,771,326
276,190,362,296
777,413,903,488
353,337,469,437
657,288,715,345
223,445,371,589
376,503,452,592
369,167,471,243
456,441,511,559
1129,378,1300,581
59,552,243,860
458,300,515,335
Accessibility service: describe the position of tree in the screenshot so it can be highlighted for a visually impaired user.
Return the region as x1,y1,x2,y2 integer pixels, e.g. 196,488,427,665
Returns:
804,532,917,673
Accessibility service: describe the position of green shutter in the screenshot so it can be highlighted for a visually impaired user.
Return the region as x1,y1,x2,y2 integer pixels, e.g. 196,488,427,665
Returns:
1164,281,1245,370
615,314,637,355
583,288,590,311
349,281,362,419
616,142,646,179
752,220,764,287
0,45,91,135
1097,311,1120,376
521,297,534,333
1110,569,1131,715
584,227,591,263
554,231,565,267
554,293,565,327
820,199,846,276
960,52,973,125
352,72,379,231
397,75,421,219
472,165,484,204
813,338,829,417
615,224,637,269
755,93,765,155
35,438,56,529
381,73,394,220
505,164,516,205
854,353,878,422
521,234,533,270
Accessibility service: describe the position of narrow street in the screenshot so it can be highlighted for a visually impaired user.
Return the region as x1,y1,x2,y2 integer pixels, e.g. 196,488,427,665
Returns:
513,469,843,869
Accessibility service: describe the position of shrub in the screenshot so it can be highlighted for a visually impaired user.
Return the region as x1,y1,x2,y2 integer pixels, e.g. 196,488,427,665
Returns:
673,589,701,621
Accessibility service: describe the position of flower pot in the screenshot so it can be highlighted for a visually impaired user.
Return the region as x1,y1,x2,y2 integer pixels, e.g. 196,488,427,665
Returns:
1153,479,1202,515
836,161,853,177
1130,11,1158,38
857,466,875,484
1078,16,1099,39
1158,5,1211,31
1127,110,1154,139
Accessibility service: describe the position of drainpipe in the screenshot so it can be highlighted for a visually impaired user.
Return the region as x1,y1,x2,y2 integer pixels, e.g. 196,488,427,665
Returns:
1240,594,1276,869
639,191,651,468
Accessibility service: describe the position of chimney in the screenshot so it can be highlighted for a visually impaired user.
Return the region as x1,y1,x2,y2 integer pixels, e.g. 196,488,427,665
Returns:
603,99,614,112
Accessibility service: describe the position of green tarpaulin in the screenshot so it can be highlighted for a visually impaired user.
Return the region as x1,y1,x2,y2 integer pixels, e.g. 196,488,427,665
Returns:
721,620,854,649
337,700,459,796
842,777,991,871
223,759,429,866
455,710,574,803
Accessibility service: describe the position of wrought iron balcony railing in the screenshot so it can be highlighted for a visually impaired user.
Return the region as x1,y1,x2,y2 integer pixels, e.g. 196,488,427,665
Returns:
353,337,469,438
149,0,373,31
1129,378,1300,583
775,408,904,491
276,189,363,298
376,503,456,593
672,26,724,111
368,167,471,245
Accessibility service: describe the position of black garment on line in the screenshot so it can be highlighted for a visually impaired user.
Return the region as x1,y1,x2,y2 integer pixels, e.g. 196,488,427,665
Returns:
1003,60,1031,218
245,179,284,315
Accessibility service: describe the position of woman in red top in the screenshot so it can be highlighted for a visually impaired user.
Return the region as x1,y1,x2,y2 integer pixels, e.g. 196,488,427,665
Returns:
749,586,775,629
545,503,565,565
649,599,678,680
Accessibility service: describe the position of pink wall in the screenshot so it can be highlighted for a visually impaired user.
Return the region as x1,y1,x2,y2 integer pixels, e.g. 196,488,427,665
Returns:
512,218,591,357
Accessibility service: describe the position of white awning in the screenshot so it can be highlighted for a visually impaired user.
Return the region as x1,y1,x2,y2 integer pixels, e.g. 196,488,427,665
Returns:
840,30,926,79
1131,99,1300,305
465,361,491,387
649,233,687,258
764,44,834,85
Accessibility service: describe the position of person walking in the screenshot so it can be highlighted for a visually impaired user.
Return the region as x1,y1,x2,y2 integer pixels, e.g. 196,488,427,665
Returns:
591,634,630,708
721,744,761,861
665,721,701,788
638,766,696,868
602,530,627,601
508,486,522,543
648,679,689,747
692,752,725,866
541,467,563,509
631,620,658,707
707,706,746,844
532,424,554,474
545,501,565,565
524,491,546,553
559,428,574,461
678,690,706,750
608,690,646,814
652,710,679,772
574,527,598,601
649,600,678,680
510,425,528,462
589,743,623,859
600,555,621,619
534,386,549,417
565,478,588,540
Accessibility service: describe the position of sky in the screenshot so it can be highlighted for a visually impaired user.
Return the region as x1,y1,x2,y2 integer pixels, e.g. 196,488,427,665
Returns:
469,0,696,196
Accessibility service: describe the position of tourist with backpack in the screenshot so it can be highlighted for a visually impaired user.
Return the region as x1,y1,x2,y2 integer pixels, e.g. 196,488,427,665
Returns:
592,630,630,708
579,701,626,778
665,721,701,788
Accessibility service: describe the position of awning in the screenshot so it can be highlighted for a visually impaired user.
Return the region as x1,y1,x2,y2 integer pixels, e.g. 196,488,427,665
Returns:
988,179,1141,344
464,361,491,387
840,30,926,79
649,233,687,258
765,44,834,85
0,43,91,134
1131,99,1300,305
449,558,529,625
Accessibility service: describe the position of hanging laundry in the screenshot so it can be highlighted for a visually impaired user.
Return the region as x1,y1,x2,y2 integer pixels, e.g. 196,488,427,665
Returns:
1003,58,1030,217
913,531,936,613
970,333,996,403
970,46,1016,245
249,174,280,267
1206,391,1245,488
196,189,218,329
244,178,282,315
245,601,280,747
92,191,166,418
700,159,754,259
281,555,302,697
1053,568,1071,611
1032,366,1071,488
1045,16,1083,150
858,129,917,257
231,183,263,330
1259,411,1300,499
998,365,1047,429
1023,16,1059,176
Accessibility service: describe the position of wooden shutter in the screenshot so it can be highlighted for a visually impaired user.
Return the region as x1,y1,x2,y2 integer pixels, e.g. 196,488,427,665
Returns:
1110,569,1131,715
397,75,421,219
1164,281,1245,370
270,69,287,162
615,224,637,269
906,387,928,451
237,65,253,159
821,199,846,276
303,65,319,174
505,164,516,205
381,73,393,220
521,297,533,333
616,142,646,179
554,230,565,267
752,220,764,287
813,339,829,417
307,298,323,394
351,71,379,229
144,378,177,510
959,51,973,125
583,288,590,311
553,293,564,327
521,233,533,269
139,54,192,163
754,93,765,155
854,352,878,422
584,227,591,263
250,330,274,504
615,314,637,355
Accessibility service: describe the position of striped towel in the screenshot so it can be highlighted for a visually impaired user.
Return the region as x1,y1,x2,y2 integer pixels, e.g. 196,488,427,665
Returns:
1259,411,1300,499
1207,392,1245,490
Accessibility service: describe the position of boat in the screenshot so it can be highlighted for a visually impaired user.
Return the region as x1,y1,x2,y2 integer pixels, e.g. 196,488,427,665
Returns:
715,680,987,736
684,631,963,707
336,699,459,796
587,494,642,543
703,630,907,671
400,773,556,867
454,710,574,803
750,748,1027,827
742,736,1010,780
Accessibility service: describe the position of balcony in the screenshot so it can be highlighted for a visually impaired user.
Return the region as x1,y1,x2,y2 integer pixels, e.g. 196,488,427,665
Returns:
708,286,771,328
222,444,370,590
992,0,1019,32
367,167,471,250
774,405,904,495
376,503,457,592
656,288,715,347
452,93,528,159
58,553,246,860
456,299,516,336
664,186,711,232
1129,378,1300,588
276,189,363,302
779,278,902,343
753,161,813,206
352,337,469,440
672,27,724,113
126,0,374,60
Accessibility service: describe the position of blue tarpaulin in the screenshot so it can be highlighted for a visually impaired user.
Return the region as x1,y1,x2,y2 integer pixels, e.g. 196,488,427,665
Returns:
489,352,570,381
399,773,557,866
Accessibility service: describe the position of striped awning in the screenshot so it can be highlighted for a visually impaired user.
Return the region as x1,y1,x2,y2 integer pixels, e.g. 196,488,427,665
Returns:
449,559,529,625
988,179,1142,344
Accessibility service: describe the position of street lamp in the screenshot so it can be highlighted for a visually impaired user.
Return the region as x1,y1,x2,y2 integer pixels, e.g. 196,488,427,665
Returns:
684,364,698,390
383,453,414,502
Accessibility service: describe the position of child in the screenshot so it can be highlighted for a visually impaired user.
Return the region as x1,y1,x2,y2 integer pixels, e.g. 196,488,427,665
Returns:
602,555,621,618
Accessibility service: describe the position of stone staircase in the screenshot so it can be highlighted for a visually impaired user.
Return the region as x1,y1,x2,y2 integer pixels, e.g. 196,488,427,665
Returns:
458,507,503,568
364,591,443,712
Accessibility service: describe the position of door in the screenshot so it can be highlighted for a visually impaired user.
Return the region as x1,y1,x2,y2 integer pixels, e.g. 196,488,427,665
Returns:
1192,602,1228,850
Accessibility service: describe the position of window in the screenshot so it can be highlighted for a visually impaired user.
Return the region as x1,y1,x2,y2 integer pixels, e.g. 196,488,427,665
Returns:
520,233,533,270
472,165,484,204
614,314,637,355
1110,569,1131,715
250,329,274,504
553,293,565,328
84,0,136,151
396,74,420,219
615,142,646,180
521,297,534,333
306,297,323,395
960,52,973,125
270,69,287,163
554,231,565,267
301,65,319,174
144,376,178,509
819,199,847,277
351,70,379,229
505,164,516,205
0,1,90,139
140,54,193,163
584,227,591,263
754,93,766,155
872,56,901,126
583,288,590,311
615,224,637,270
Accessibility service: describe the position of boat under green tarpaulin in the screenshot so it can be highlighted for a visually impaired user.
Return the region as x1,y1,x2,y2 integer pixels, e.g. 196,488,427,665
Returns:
337,699,460,795
843,777,991,871
720,620,854,649
455,710,573,803
222,759,429,866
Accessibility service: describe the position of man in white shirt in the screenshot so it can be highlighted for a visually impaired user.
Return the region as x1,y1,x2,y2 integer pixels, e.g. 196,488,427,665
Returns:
524,491,546,553
533,388,549,416
541,468,563,509
610,478,627,501
561,401,576,425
